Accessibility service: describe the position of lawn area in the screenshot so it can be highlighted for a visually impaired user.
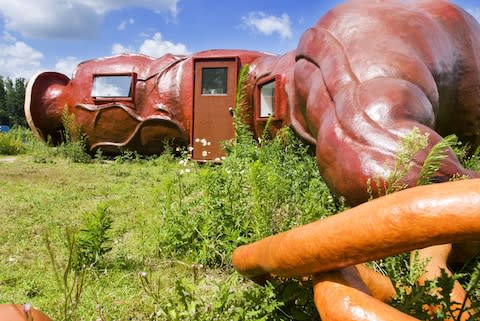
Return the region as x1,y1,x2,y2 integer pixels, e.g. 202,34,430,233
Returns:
0,127,479,321
0,128,333,320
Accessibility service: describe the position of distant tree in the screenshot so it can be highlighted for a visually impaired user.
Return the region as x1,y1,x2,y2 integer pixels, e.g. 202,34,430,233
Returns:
0,76,6,125
13,78,27,127
0,76,26,127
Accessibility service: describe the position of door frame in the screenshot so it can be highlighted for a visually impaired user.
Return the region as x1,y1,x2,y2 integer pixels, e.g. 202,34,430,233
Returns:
191,57,239,161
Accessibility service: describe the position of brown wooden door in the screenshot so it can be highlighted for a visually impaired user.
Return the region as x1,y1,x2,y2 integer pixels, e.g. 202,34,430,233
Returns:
193,59,238,160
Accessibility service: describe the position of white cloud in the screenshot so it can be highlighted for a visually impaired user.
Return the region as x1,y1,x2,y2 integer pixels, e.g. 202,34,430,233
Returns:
54,56,81,77
242,12,292,39
467,8,480,22
139,32,189,57
80,0,178,16
118,18,135,31
0,1,101,39
0,0,179,39
112,43,134,55
112,32,189,57
0,35,44,78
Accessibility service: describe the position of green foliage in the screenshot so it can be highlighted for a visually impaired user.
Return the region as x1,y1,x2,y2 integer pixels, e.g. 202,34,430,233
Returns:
44,205,113,321
375,252,480,320
368,127,428,197
57,108,91,163
0,76,26,127
0,122,479,320
114,149,145,164
0,128,26,155
72,204,113,270
417,134,458,185
139,265,318,321
157,126,338,268
45,230,89,321
368,128,461,198
458,145,480,171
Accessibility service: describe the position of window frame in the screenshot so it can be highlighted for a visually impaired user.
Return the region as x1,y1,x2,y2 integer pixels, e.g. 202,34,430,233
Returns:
200,67,229,96
255,74,284,121
91,72,137,103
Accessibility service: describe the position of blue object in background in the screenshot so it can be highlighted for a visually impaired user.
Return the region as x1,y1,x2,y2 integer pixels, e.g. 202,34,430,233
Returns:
0,125,10,132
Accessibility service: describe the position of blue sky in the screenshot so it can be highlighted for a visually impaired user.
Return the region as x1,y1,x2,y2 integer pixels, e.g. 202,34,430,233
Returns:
0,0,478,80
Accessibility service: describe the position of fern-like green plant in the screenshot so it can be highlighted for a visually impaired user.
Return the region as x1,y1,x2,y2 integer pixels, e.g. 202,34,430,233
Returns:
368,127,429,198
72,204,113,270
368,128,463,198
417,134,458,185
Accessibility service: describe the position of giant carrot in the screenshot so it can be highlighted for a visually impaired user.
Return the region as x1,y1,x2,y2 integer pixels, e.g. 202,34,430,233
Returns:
313,273,419,321
232,179,480,279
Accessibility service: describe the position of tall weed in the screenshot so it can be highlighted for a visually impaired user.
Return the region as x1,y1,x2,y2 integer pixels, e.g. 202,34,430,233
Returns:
44,205,113,321
58,108,91,163
0,127,26,155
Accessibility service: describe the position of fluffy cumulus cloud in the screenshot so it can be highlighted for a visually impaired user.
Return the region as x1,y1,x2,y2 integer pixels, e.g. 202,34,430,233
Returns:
0,0,179,39
467,8,480,22
112,32,189,57
139,32,189,57
242,12,292,39
0,33,43,78
112,43,134,55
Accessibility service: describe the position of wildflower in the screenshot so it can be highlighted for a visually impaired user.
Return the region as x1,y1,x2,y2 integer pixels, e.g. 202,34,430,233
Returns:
23,303,32,313
188,146,194,152
195,138,200,143
139,271,147,278
202,150,208,157
23,303,33,321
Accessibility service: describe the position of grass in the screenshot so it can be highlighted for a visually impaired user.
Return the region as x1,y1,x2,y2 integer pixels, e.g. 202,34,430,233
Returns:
0,125,479,320
0,127,333,320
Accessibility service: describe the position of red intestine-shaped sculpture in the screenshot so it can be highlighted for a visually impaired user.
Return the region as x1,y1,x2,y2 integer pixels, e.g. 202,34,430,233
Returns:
24,1,480,319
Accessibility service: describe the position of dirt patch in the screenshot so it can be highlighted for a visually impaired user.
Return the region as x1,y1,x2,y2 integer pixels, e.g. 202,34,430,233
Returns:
0,156,17,163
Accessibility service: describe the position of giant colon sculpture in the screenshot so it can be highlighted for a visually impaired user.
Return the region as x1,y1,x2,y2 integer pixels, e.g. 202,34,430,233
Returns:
24,0,480,320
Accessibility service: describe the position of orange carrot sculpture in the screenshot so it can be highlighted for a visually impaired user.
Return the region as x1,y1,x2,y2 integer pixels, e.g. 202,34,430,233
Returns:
232,179,480,320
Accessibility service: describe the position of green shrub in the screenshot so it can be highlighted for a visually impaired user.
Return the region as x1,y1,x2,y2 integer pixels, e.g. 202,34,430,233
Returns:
139,265,318,321
72,204,113,270
58,108,91,163
0,130,26,155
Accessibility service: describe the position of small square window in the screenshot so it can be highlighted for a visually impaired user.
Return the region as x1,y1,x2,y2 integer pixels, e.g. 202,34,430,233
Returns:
260,80,275,117
92,75,133,98
202,68,227,95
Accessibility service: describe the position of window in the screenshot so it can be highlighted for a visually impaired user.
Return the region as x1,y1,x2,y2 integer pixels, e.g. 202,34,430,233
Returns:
201,68,227,95
260,80,275,117
91,75,134,98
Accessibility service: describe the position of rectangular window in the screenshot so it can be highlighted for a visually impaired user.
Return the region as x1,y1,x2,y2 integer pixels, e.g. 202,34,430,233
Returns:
201,67,227,95
260,80,275,117
91,75,134,98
